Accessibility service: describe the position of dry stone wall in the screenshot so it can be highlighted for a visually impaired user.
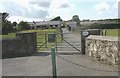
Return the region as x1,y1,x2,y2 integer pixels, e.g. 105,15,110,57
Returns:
86,35,120,65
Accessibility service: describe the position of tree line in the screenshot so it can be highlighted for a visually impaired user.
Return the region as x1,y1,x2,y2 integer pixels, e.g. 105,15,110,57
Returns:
2,12,120,34
2,13,31,34
2,13,81,34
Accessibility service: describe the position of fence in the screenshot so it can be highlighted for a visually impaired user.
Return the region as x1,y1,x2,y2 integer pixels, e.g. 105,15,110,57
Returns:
36,29,63,51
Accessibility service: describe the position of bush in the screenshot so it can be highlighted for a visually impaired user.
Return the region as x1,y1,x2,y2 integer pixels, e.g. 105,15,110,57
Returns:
18,21,31,30
2,21,15,35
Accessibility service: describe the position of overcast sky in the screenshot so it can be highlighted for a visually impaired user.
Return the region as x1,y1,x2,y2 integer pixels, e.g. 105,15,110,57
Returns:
0,0,120,22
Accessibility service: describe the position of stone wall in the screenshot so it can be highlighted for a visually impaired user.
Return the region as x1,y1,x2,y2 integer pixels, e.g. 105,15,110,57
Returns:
86,35,120,65
2,32,37,58
80,29,101,54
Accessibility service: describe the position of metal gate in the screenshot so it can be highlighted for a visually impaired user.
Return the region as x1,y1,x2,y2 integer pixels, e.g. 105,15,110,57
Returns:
36,28,81,54
36,30,62,52
56,28,81,55
36,33,47,51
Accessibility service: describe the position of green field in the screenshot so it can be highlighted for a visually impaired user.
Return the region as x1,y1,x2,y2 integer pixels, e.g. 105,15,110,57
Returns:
1,29,58,38
103,29,120,37
1,33,16,38
1,29,62,51
71,28,120,37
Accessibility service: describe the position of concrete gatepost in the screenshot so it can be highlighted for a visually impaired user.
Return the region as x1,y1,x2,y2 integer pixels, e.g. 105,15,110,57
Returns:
16,32,37,55
80,29,100,54
80,31,89,54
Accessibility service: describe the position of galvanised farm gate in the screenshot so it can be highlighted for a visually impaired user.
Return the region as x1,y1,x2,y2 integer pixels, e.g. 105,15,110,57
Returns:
36,28,81,54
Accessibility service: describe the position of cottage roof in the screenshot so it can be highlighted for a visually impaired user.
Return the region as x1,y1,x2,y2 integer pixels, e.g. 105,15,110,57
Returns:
35,21,60,25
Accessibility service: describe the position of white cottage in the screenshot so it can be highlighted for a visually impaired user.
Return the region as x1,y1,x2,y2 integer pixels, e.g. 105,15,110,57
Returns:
28,21,61,29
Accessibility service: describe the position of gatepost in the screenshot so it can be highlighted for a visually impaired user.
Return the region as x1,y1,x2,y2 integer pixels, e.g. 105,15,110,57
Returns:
51,47,57,78
80,29,100,54
81,31,89,54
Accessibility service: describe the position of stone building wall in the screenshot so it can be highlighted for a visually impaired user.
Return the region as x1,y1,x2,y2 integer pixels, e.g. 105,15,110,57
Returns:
86,35,120,65
2,32,37,58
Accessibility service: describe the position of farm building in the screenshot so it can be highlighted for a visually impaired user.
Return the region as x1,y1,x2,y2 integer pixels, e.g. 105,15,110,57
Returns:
28,21,62,29
28,21,77,29
65,21,77,28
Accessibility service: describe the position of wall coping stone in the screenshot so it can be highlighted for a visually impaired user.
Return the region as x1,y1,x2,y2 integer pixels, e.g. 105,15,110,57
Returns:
81,29,100,31
2,37,21,40
16,32,36,34
86,35,119,41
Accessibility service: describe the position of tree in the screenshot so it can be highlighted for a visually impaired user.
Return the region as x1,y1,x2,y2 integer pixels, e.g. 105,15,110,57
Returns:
2,12,14,34
12,21,17,26
51,16,62,21
18,21,30,30
2,21,14,34
2,12,9,21
72,15,80,26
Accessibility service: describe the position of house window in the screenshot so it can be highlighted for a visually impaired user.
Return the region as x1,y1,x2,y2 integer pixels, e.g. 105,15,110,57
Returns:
50,25,53,27
55,25,58,27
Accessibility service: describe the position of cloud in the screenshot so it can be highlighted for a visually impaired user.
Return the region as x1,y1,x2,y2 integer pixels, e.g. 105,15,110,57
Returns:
118,1,120,17
8,16,42,23
114,0,120,8
0,2,24,16
94,1,109,15
0,0,74,21
2,0,117,22
0,1,49,19
30,2,50,8
59,3,71,8
48,0,74,20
